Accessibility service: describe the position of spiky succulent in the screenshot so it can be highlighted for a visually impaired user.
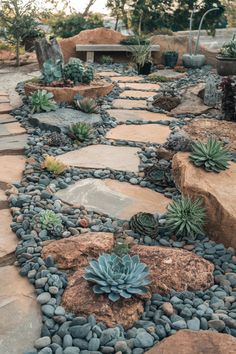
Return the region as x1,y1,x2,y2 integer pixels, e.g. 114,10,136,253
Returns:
76,97,98,113
82,65,94,84
68,122,94,143
30,90,57,113
42,155,67,175
190,138,231,172
130,212,158,238
84,253,150,302
41,59,63,84
39,210,63,236
63,58,85,84
165,196,205,239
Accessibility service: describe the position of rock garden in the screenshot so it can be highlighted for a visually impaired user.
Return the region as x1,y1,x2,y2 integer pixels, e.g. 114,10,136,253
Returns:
0,28,236,354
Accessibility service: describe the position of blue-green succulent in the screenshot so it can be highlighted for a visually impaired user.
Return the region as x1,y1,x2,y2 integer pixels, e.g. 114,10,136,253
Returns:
84,253,150,302
39,210,63,236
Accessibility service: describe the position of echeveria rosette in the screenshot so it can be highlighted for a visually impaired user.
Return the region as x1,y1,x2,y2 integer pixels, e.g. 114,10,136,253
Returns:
189,138,231,172
84,254,150,302
130,212,158,239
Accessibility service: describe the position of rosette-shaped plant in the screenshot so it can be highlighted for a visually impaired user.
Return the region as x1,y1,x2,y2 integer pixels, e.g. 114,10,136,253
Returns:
130,212,158,238
76,97,98,113
84,253,150,302
30,90,57,113
68,122,94,143
42,155,67,175
39,210,63,236
144,164,173,187
190,138,231,172
165,196,205,239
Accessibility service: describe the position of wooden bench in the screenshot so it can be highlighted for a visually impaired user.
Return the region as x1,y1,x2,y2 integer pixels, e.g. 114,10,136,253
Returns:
75,44,160,63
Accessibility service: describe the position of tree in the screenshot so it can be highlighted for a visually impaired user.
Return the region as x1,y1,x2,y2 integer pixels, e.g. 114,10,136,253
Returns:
106,0,130,30
0,0,40,66
83,0,97,16
222,0,236,27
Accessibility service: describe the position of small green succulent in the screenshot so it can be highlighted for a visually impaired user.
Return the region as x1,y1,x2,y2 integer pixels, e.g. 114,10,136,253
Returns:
190,138,231,172
144,164,173,187
76,97,98,113
112,242,129,257
130,212,158,238
165,196,205,239
39,210,63,235
100,55,113,65
68,122,94,143
30,90,57,113
41,59,63,84
84,253,150,302
82,65,94,84
63,58,84,84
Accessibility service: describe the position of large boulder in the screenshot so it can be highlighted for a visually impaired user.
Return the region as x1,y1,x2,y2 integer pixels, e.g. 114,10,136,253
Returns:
172,152,236,249
60,28,126,63
145,330,236,354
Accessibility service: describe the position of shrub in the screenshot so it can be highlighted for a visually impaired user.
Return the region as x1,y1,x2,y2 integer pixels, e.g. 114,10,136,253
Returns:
165,196,205,239
100,55,113,64
30,90,57,113
75,97,98,113
84,253,150,302
41,59,63,85
130,212,158,238
220,35,236,58
120,36,150,45
190,138,231,172
42,155,67,175
68,122,94,143
63,58,94,85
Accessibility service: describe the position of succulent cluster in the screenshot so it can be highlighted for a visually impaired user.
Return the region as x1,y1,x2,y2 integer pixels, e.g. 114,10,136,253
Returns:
68,122,94,143
64,58,94,85
47,132,69,147
144,163,173,187
82,65,94,84
75,97,98,113
84,253,150,302
220,35,236,58
100,55,113,65
165,196,205,239
39,210,63,236
42,155,67,175
130,212,158,238
41,59,63,84
30,90,57,113
190,138,231,172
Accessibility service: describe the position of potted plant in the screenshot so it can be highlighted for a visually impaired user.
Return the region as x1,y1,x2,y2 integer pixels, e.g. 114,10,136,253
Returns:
129,43,152,75
216,35,236,76
164,50,178,68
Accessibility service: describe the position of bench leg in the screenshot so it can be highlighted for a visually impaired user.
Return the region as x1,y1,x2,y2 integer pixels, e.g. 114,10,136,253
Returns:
86,51,94,63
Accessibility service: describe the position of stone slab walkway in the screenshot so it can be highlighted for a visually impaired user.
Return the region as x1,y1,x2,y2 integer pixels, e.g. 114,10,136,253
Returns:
119,82,161,91
120,90,157,98
112,98,147,109
111,76,144,82
107,109,174,123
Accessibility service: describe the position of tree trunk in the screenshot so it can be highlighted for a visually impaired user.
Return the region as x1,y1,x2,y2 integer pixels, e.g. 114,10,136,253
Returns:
115,15,119,30
16,39,20,67
83,0,96,16
35,38,64,68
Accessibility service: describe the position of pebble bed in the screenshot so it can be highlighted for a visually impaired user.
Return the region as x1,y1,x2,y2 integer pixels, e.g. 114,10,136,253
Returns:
10,65,236,354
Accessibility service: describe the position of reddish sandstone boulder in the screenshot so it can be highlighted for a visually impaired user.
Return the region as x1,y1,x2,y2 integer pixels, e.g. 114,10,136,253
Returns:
145,330,236,354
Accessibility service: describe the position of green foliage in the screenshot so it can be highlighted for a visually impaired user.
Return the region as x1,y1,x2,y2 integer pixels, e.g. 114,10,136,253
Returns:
120,36,150,45
41,59,63,84
100,55,113,64
220,35,236,58
112,243,130,257
144,164,173,186
69,122,94,143
82,65,94,84
165,196,206,239
130,212,158,238
129,43,152,66
190,138,231,172
63,58,85,84
51,13,103,38
84,253,150,302
76,97,98,113
148,75,169,82
39,210,62,231
30,90,57,113
42,155,67,175
152,28,173,35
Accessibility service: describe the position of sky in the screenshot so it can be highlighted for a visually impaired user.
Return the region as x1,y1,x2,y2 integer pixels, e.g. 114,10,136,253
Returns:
70,0,108,14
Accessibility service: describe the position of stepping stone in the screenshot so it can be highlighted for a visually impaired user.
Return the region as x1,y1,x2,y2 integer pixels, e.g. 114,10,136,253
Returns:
120,90,156,98
97,71,121,77
0,134,27,155
111,76,144,82
107,109,174,123
0,209,17,259
112,99,147,109
0,114,17,124
29,108,102,132
57,145,141,172
149,69,187,81
106,124,171,144
119,82,161,91
0,122,25,137
0,155,25,185
0,103,13,114
0,95,10,103
56,178,170,219
0,265,41,354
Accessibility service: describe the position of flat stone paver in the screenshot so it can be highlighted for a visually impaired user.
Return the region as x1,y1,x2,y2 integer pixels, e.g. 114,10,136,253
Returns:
0,95,10,103
56,178,170,219
119,82,161,91
107,109,174,123
0,265,41,354
0,209,17,259
111,76,144,82
106,124,171,144
0,122,25,137
0,155,25,185
57,145,141,172
0,103,13,114
97,71,121,77
0,134,27,155
0,114,17,124
112,99,147,109
120,90,156,98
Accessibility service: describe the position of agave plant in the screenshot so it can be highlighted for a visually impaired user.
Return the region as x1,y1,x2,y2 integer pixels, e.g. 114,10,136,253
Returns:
190,138,231,172
68,122,94,143
165,196,205,239
39,210,63,236
42,155,67,175
76,97,98,113
84,253,150,302
130,212,158,238
30,90,57,113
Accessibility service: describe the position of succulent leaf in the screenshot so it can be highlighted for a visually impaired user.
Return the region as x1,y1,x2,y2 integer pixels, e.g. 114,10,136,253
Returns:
130,212,158,238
